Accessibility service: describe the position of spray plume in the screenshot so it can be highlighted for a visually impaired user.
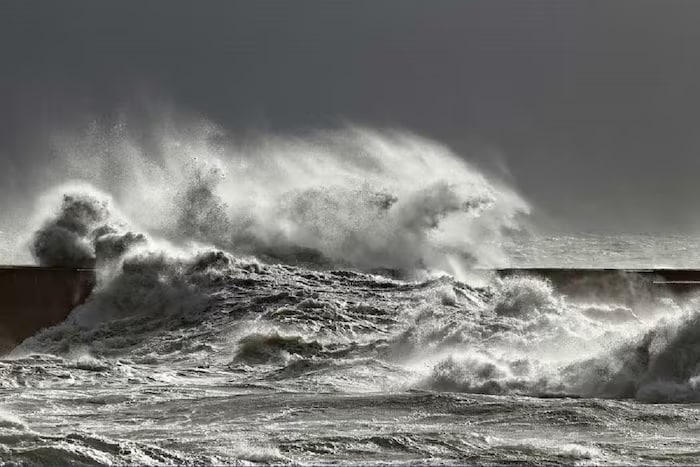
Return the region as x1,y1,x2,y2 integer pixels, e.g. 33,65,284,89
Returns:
22,117,529,277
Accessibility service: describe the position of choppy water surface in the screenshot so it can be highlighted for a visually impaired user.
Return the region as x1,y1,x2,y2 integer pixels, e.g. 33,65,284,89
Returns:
3,241,700,464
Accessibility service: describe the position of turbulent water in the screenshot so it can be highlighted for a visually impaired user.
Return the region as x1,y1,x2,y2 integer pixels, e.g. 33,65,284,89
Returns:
3,127,700,464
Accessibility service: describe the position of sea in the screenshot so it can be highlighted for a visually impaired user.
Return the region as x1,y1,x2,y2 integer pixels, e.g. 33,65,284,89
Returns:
0,233,698,464
2,129,700,464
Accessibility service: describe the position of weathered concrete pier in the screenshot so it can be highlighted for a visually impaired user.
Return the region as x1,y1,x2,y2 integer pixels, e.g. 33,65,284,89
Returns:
0,266,95,351
497,268,700,289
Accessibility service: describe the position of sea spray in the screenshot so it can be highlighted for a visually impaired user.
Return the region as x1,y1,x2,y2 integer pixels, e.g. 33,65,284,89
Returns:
42,123,530,275
28,185,145,269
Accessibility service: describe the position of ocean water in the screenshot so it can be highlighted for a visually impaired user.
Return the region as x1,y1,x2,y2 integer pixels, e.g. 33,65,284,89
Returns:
505,233,700,269
1,240,700,464
3,129,700,464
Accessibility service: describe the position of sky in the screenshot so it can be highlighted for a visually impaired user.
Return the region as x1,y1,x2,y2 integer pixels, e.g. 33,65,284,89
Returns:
1,0,700,234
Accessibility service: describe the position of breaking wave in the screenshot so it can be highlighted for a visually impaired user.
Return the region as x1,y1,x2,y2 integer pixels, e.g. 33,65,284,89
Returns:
26,123,529,275
12,121,700,405
414,276,700,403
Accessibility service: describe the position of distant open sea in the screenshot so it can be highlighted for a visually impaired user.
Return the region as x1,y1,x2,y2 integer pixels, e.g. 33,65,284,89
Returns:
505,233,700,268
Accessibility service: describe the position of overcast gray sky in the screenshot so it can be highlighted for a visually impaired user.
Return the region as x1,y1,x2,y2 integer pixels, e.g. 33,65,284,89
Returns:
2,0,700,233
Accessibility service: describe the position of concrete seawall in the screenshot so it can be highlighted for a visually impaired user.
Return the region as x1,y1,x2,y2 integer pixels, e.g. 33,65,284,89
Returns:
496,268,700,290
0,266,95,352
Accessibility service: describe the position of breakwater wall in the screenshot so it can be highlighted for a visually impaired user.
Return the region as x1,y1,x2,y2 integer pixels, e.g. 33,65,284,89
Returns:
0,266,95,351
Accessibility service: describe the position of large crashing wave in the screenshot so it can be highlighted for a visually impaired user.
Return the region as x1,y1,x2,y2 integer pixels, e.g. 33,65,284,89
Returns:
19,122,700,404
15,124,529,358
28,124,529,275
20,185,700,403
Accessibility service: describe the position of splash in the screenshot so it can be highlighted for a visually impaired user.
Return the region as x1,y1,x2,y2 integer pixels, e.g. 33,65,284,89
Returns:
31,121,529,275
409,275,700,402
218,129,529,272
29,186,146,268
18,181,700,404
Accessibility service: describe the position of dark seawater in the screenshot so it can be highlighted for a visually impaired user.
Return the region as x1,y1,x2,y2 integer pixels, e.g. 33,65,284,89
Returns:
2,243,700,464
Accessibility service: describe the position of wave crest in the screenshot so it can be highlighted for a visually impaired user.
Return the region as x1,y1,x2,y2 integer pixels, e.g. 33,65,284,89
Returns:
28,124,529,275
